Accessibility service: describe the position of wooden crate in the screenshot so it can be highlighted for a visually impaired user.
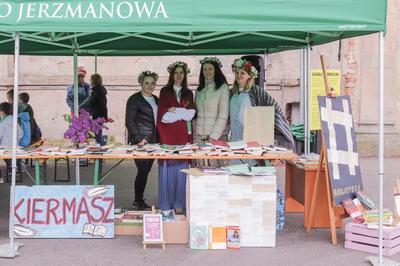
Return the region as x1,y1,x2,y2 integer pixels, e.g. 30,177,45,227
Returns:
345,222,400,256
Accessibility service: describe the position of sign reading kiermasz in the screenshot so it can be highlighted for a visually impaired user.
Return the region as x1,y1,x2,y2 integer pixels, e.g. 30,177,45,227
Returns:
14,185,114,238
0,1,169,23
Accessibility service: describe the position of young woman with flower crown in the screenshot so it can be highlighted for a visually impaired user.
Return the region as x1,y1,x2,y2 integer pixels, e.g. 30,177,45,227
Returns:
230,58,295,154
157,61,196,212
195,57,229,166
125,70,159,210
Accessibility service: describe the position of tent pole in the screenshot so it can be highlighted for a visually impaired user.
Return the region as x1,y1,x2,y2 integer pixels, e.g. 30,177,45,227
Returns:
300,50,304,125
303,48,307,154
95,54,98,74
73,52,80,185
304,45,311,154
0,31,22,259
378,31,384,266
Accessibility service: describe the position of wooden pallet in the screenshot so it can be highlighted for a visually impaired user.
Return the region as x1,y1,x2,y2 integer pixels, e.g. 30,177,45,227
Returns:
345,222,400,256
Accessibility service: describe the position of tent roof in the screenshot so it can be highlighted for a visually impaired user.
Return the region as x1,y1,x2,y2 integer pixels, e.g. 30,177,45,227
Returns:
0,0,387,55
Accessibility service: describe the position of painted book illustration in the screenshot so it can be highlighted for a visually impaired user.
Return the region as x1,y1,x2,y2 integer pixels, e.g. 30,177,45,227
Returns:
82,223,108,237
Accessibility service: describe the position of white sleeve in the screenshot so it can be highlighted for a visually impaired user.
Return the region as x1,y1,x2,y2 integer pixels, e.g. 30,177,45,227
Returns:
161,111,180,123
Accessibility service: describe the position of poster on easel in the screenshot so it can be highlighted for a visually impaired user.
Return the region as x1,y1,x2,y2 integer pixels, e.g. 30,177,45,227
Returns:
143,213,164,242
310,70,341,130
318,96,363,204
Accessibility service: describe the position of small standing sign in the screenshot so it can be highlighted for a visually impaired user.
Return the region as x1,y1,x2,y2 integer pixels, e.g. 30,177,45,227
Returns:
142,206,166,250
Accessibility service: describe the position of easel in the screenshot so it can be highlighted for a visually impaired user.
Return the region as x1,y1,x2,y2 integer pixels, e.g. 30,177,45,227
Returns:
306,55,346,244
142,206,166,250
393,179,400,220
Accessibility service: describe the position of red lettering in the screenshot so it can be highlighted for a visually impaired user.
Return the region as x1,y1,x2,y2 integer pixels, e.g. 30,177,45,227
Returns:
46,198,62,225
62,198,76,225
102,197,114,223
14,198,25,224
26,198,31,224
31,198,46,225
91,197,105,223
76,197,91,224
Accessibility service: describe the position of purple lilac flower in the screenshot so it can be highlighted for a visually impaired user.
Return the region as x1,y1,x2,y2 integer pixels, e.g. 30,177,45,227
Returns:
64,109,107,144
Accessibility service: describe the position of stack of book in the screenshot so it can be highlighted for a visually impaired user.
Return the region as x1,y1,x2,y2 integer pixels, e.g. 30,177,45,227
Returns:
276,189,285,230
251,166,276,176
87,144,114,154
363,209,393,225
296,153,320,168
341,191,394,226
198,166,228,175
226,164,250,175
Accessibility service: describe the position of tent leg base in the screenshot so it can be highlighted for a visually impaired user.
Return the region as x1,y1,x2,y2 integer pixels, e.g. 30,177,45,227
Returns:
0,242,23,258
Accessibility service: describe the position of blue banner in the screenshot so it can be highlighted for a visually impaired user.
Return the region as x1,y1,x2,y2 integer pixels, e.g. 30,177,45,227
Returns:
14,185,114,238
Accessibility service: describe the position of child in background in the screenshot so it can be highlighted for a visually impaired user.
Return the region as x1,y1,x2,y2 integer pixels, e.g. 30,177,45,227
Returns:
18,92,42,144
0,102,23,180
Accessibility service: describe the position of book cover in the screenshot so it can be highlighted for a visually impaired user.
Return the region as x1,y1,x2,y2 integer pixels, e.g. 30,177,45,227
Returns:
342,199,364,223
189,224,209,249
228,140,246,150
209,225,227,249
352,198,365,213
210,140,229,150
355,191,376,210
160,209,175,221
246,141,261,148
226,226,240,250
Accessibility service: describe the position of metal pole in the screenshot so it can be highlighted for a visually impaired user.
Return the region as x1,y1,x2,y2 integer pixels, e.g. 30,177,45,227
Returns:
73,52,80,185
9,31,20,249
95,54,98,74
303,48,308,154
0,31,22,258
299,50,304,124
304,45,311,154
378,31,385,266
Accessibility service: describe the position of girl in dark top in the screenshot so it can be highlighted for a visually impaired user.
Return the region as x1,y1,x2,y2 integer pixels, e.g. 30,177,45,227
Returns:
89,73,108,145
125,70,159,210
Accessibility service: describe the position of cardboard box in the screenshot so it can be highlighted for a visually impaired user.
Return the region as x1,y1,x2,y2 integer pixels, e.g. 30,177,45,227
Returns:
163,215,189,244
114,221,143,236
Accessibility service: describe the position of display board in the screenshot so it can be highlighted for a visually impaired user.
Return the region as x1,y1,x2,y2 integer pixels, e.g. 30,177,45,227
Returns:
14,185,114,238
318,96,363,204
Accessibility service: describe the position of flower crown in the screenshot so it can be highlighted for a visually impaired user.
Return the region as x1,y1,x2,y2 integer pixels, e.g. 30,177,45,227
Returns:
231,58,258,78
199,57,222,68
138,70,159,84
167,61,190,74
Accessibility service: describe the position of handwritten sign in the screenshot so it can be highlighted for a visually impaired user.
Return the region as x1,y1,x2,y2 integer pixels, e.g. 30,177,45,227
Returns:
310,70,341,130
143,214,163,242
14,185,114,238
